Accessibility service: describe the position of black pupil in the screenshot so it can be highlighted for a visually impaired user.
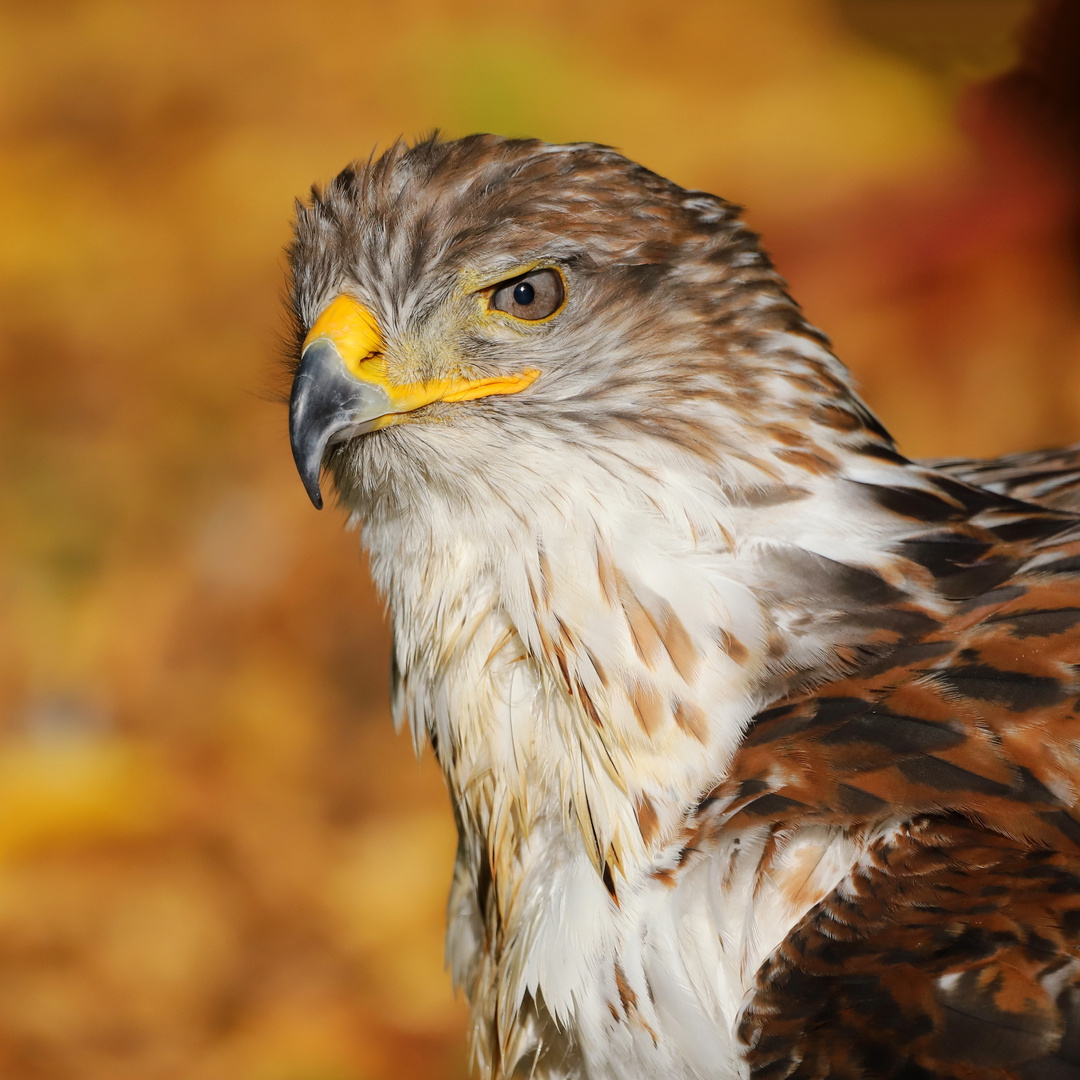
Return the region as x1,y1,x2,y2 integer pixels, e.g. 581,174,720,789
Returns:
513,281,535,306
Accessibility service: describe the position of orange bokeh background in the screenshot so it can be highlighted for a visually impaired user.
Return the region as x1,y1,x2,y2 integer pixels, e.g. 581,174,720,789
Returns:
2,2,1079,1078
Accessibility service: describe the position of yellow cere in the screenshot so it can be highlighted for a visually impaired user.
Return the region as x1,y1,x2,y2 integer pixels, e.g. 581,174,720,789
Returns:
302,294,383,378
304,294,540,421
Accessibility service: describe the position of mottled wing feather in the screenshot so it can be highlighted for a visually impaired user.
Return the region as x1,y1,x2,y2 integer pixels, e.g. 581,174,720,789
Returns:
693,506,1080,1077
740,817,1080,1080
716,527,1080,847
929,444,1080,513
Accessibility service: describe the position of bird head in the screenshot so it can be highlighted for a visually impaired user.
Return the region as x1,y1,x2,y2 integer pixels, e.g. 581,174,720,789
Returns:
288,134,875,518
286,137,957,939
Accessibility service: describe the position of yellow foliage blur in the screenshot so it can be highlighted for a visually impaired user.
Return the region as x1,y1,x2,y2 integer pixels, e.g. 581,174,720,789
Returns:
1,1,1078,1077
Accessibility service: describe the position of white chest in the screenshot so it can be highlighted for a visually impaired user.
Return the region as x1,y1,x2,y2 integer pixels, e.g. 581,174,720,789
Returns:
366,479,885,1078
447,797,861,1080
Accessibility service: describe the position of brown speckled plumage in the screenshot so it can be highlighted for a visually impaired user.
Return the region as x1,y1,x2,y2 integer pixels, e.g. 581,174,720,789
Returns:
286,135,1080,1080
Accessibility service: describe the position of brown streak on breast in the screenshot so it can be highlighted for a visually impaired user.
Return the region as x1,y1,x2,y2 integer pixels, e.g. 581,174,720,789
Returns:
617,572,664,669
542,627,571,693
551,614,574,692
584,645,609,689
631,682,667,735
636,794,660,846
659,606,701,682
602,861,619,905
766,630,788,660
615,961,638,1013
532,612,568,693
653,866,678,888
596,541,618,607
674,698,707,743
718,627,751,665
577,680,603,730
618,570,701,682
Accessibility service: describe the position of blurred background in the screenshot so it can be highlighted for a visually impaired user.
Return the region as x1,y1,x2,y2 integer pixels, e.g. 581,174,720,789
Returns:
2,0,1080,1077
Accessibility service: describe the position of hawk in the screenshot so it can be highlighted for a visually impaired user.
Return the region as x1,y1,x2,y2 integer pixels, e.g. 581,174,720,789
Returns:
286,135,1080,1080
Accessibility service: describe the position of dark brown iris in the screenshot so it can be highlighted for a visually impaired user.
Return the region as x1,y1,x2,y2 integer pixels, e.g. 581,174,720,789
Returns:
490,268,565,321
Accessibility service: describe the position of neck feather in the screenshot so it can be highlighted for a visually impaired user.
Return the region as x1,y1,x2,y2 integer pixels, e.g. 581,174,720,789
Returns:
345,342,1063,1073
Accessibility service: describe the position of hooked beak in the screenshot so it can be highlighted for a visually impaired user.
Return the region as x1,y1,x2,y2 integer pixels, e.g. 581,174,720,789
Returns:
288,295,540,509
288,337,392,509
289,295,389,509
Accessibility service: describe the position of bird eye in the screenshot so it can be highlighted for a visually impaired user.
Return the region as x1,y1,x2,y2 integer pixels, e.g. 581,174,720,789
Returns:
490,268,565,321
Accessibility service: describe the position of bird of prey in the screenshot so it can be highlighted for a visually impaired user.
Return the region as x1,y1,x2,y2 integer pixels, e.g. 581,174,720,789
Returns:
287,134,1080,1080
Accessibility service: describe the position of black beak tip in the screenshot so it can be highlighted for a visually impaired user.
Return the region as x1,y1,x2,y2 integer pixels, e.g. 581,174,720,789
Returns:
290,433,327,510
305,478,324,511
289,337,385,513
288,349,333,512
